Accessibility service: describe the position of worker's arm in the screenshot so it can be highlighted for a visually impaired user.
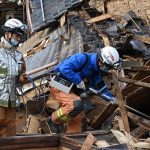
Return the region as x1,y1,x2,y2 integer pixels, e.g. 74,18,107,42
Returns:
57,53,87,85
89,70,117,104
19,57,28,84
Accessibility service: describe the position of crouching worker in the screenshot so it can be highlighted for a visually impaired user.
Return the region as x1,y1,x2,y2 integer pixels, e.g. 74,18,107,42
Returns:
47,46,122,133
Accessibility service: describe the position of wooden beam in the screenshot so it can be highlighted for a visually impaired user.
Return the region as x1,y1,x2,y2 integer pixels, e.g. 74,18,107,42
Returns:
134,35,150,44
111,129,129,144
87,14,112,23
128,112,150,131
132,126,149,139
82,8,110,46
123,75,150,96
112,72,135,149
81,133,97,150
112,71,130,133
0,134,59,150
86,95,117,129
95,140,110,148
123,66,150,72
132,142,150,149
66,130,113,137
60,136,97,150
0,131,118,150
118,77,150,88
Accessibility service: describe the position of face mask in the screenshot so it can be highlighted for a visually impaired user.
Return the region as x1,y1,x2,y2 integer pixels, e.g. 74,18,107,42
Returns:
10,38,19,47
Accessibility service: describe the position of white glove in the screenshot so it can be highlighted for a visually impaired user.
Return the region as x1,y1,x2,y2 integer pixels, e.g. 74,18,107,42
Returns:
77,80,86,90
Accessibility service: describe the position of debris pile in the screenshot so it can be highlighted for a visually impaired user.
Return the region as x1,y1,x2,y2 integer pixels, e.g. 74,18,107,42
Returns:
0,0,149,149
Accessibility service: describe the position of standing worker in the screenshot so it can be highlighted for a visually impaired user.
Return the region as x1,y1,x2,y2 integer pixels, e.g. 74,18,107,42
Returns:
47,46,122,133
0,18,27,136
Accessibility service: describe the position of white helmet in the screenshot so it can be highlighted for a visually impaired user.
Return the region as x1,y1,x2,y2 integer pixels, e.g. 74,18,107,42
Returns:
3,18,27,35
97,46,122,69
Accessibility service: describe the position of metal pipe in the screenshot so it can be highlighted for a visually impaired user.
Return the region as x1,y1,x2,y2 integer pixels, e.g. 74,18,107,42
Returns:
26,60,59,76
125,105,150,120
40,0,45,22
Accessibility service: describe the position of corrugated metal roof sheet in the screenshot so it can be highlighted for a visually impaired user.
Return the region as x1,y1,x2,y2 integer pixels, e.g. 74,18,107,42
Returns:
30,0,83,31
25,25,83,79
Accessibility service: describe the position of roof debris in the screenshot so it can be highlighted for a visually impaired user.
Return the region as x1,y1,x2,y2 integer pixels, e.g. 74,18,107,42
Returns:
0,0,149,149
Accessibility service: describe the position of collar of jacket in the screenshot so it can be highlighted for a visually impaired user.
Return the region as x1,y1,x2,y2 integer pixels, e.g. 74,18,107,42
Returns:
1,36,15,50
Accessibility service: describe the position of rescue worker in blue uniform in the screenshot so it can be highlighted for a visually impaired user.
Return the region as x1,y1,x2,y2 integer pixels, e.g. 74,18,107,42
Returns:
47,46,122,133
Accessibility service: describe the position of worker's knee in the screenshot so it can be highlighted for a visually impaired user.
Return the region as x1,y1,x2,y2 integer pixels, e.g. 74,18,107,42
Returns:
68,100,84,117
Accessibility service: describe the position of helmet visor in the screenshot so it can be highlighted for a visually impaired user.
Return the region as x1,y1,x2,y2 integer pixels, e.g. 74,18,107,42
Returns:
99,56,122,70
13,25,27,35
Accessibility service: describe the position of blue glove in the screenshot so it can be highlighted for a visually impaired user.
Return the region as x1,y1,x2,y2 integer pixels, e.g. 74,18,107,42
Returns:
99,90,118,105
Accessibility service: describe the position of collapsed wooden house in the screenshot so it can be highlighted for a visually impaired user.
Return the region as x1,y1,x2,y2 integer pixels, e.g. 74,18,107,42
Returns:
0,0,149,149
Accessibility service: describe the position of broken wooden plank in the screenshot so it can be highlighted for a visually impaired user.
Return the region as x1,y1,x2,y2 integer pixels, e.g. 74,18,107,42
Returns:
0,134,59,150
132,142,150,149
81,133,97,150
60,136,97,150
128,112,150,131
87,14,112,23
111,129,129,144
123,75,150,96
112,70,130,134
95,140,110,148
86,95,117,129
111,130,134,150
82,7,110,46
134,35,150,44
132,126,149,139
118,77,150,88
17,28,51,54
123,66,150,72
60,14,66,27
127,14,141,31
131,59,150,81
60,136,83,149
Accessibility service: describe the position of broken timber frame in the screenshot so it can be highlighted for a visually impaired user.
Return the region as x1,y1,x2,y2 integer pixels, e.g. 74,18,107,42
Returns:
112,70,134,150
82,7,110,46
112,71,130,134
118,76,150,88
128,112,150,131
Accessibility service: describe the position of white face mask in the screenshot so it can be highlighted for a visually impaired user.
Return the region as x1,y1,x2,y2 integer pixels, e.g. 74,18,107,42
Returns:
10,38,19,47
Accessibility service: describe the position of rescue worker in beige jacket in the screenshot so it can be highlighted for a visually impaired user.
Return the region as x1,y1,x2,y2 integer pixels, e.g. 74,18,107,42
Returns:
0,18,27,136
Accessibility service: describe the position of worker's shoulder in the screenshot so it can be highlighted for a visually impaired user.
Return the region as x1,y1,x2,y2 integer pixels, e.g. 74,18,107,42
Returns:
73,52,90,57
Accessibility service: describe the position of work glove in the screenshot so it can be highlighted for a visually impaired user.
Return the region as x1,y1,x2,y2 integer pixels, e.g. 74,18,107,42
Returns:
19,73,28,84
99,90,118,105
77,80,86,90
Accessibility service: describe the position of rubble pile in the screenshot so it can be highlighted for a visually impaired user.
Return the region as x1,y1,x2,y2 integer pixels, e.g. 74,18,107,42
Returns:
0,0,149,149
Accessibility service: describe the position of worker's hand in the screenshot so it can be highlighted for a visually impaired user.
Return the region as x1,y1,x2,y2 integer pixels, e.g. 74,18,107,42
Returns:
19,73,28,84
99,90,118,105
77,80,86,90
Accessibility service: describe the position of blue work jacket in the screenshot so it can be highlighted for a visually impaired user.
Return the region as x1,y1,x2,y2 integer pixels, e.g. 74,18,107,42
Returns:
55,53,106,90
